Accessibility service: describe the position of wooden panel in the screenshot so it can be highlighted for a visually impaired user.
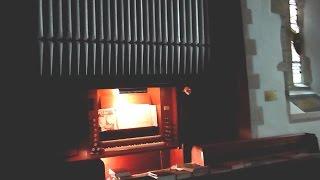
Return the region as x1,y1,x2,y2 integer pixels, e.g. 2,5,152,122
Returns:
99,96,115,108
148,87,162,131
100,148,183,176
101,151,162,175
170,148,184,165
98,90,152,109
120,93,151,104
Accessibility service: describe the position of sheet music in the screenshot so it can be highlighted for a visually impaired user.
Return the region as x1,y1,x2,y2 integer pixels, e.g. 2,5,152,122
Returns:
98,104,158,131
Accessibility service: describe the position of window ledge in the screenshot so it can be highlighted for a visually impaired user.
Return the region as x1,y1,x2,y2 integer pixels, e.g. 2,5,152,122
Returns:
293,83,309,88
289,90,316,96
289,90,320,122
290,111,320,122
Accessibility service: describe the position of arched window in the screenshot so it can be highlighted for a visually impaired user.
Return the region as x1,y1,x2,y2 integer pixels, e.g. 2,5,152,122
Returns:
289,0,304,86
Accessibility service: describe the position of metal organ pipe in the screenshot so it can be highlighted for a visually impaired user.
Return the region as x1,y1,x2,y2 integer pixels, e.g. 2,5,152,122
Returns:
38,0,212,77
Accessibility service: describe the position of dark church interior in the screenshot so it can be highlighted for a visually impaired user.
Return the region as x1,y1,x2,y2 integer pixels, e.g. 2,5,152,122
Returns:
15,0,320,179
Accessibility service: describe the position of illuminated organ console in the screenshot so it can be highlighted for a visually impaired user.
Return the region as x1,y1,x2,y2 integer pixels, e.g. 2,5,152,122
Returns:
87,87,180,158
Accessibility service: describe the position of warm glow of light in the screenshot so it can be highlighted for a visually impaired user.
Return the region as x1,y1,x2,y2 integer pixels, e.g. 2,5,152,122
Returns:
66,150,89,162
115,104,158,129
98,88,158,131
114,94,130,107
112,89,120,96
98,104,157,130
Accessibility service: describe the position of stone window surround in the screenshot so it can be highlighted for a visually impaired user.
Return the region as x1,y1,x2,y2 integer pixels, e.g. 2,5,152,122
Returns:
241,0,320,125
271,0,312,89
271,0,319,122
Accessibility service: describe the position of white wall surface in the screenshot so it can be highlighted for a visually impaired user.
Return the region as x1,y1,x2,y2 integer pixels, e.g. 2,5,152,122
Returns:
304,0,320,94
245,0,320,144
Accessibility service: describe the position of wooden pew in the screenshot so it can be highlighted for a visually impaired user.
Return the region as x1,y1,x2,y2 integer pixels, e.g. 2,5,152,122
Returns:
192,133,319,167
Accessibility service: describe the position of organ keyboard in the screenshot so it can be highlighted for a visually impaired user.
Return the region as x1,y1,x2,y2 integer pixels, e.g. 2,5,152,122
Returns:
103,141,166,153
98,134,178,157
96,140,178,158
67,141,177,162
